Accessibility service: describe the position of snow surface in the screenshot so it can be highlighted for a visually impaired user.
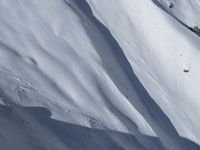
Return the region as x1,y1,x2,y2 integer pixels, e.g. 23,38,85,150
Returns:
156,0,200,28
0,0,200,149
86,0,200,145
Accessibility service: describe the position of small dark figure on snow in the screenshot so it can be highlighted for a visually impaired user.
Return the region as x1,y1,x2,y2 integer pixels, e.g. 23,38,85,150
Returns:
169,3,174,8
192,26,200,33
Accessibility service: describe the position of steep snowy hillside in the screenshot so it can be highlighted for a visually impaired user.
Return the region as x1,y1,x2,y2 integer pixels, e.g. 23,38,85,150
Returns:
0,0,200,149
156,0,200,30
86,0,200,145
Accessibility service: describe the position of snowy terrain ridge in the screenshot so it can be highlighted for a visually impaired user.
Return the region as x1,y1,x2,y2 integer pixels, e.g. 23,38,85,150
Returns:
0,0,200,149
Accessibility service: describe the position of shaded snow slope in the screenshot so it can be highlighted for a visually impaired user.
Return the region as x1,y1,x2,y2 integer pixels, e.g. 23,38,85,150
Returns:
0,69,167,150
0,105,167,150
0,0,200,149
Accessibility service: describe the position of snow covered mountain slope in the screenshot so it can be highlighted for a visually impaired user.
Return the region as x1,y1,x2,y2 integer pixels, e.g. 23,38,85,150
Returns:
0,0,200,149
0,0,155,135
155,0,200,29
86,0,200,144
85,0,200,146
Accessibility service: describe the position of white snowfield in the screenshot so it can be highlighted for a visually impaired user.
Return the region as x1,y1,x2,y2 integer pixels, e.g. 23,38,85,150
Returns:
0,0,200,149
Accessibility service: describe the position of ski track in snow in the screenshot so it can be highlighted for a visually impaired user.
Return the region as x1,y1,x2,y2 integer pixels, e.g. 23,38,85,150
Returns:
0,0,200,149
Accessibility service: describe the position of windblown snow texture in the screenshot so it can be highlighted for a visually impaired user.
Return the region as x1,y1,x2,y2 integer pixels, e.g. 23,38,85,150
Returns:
0,0,200,150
